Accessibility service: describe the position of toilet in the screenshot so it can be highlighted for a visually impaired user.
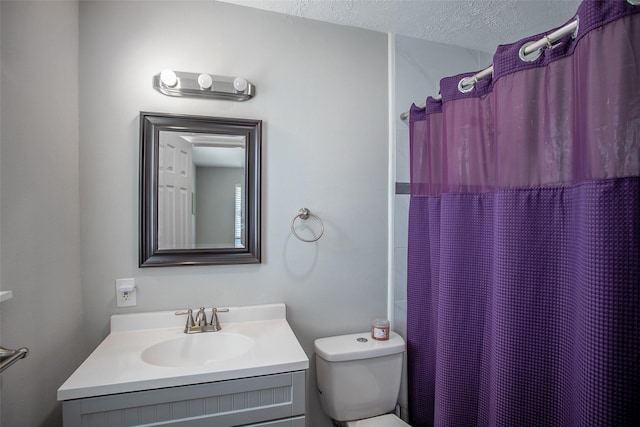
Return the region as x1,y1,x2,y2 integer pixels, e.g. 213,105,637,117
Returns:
314,331,410,427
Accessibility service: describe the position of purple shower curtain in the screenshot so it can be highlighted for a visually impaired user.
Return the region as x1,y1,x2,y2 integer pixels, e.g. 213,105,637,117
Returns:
407,2,640,426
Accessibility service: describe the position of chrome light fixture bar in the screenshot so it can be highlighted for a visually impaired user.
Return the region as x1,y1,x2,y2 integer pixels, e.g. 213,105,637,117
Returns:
153,70,256,101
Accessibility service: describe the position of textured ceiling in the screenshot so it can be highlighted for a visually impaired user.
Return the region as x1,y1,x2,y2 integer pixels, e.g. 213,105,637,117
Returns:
219,0,582,53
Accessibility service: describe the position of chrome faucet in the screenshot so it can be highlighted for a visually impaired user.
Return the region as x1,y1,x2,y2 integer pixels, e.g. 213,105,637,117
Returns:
175,307,229,334
195,307,208,327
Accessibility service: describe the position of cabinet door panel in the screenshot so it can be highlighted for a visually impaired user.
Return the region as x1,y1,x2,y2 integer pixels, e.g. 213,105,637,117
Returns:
62,371,305,427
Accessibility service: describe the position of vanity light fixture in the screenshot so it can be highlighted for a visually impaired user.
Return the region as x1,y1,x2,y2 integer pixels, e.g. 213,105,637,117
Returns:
159,69,178,87
197,73,213,89
153,70,255,101
233,77,248,92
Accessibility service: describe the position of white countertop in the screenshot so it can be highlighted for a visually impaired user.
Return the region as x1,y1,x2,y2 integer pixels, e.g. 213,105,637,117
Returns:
57,303,309,401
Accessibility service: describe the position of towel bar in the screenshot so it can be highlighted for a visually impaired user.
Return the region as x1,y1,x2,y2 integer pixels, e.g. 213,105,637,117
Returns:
0,346,29,373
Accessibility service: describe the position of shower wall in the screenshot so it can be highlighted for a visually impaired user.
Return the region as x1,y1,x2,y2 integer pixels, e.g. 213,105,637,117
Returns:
392,34,492,417
393,35,492,336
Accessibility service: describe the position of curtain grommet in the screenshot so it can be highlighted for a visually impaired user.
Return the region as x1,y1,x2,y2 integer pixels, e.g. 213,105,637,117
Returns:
571,16,579,38
519,41,543,62
457,76,476,94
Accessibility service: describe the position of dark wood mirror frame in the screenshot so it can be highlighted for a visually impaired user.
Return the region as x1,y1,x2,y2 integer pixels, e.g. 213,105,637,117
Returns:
139,112,261,267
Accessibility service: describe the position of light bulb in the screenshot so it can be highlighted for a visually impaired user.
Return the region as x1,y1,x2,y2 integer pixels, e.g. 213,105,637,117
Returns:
160,69,178,87
233,77,248,92
197,73,213,89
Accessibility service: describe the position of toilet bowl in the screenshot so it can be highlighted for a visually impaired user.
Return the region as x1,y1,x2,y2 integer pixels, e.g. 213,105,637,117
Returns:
314,331,409,426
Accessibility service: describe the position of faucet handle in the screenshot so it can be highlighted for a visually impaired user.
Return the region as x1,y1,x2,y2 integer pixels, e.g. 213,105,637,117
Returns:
209,307,229,331
175,309,196,333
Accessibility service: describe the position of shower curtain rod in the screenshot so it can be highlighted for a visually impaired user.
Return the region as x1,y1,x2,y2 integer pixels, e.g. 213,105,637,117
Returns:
399,18,579,121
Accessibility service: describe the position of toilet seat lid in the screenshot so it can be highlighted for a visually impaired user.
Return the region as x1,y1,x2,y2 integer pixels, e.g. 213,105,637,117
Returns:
346,414,410,427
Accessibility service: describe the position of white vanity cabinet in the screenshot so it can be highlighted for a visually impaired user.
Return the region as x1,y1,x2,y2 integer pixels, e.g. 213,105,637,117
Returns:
58,305,309,427
62,370,305,427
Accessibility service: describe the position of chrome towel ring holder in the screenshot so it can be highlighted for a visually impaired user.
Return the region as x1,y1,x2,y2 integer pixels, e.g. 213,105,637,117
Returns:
291,208,324,242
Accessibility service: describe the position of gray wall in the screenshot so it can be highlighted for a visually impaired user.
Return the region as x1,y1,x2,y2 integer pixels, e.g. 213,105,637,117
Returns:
196,166,244,246
0,1,84,426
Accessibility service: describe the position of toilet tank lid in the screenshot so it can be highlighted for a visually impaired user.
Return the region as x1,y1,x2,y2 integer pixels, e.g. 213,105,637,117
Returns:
314,331,405,362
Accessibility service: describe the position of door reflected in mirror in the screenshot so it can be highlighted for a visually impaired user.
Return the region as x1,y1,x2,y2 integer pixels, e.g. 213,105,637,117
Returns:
140,112,261,267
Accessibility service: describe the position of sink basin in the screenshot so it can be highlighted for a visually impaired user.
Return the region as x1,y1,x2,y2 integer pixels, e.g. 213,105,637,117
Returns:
141,333,254,368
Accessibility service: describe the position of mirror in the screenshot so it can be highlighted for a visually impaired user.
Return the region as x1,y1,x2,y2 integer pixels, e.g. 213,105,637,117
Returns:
140,112,261,266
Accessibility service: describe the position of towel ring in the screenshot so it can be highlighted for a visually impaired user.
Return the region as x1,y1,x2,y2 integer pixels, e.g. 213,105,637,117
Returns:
291,208,324,242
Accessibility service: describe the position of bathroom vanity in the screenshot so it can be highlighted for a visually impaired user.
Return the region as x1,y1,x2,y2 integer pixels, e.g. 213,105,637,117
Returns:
58,304,308,426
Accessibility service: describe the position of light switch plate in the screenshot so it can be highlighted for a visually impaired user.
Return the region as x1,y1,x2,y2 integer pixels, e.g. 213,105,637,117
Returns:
115,278,136,307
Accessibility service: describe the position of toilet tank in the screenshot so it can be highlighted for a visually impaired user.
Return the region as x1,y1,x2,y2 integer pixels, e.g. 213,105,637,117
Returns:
314,331,405,422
